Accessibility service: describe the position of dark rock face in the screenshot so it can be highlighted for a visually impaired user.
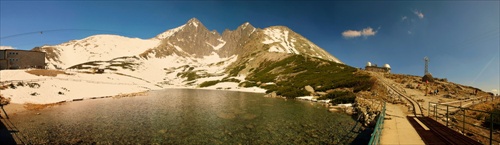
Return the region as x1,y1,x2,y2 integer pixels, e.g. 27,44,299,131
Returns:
218,22,257,58
149,18,257,58
146,18,341,63
162,18,221,57
422,74,434,83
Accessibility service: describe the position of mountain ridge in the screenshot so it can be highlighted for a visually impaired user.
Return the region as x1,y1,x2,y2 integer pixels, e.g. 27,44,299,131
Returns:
31,18,345,92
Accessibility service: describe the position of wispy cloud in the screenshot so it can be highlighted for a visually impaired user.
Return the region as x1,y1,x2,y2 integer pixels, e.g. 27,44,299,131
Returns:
342,27,377,38
413,10,424,19
402,16,408,21
0,46,16,50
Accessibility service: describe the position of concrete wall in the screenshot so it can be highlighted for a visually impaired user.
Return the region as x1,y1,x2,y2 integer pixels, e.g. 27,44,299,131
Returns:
1,50,45,69
0,60,7,70
0,50,5,59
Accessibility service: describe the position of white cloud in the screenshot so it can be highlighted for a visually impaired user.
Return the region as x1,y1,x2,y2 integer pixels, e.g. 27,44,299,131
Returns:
413,10,424,19
402,16,408,21
0,46,16,50
407,31,412,34
492,89,498,93
342,30,362,38
342,27,377,38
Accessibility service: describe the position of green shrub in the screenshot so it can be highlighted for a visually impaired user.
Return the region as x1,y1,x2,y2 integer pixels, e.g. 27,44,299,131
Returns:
9,83,16,89
221,77,241,83
331,95,356,104
239,81,258,88
229,65,246,77
199,80,220,88
178,72,200,81
319,91,356,104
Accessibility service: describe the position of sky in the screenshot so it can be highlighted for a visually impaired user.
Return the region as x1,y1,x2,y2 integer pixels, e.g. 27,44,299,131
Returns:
1,1,499,93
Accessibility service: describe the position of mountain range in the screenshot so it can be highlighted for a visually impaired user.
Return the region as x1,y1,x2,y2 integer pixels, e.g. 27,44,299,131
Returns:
32,18,343,89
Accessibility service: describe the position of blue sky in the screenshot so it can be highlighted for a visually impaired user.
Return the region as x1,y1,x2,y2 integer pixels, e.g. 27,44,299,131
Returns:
1,1,499,93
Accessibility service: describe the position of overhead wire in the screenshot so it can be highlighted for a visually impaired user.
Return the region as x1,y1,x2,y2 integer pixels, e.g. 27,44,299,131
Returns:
0,28,129,40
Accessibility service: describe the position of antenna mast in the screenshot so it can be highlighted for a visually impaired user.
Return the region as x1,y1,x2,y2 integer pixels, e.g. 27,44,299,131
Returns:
424,56,429,75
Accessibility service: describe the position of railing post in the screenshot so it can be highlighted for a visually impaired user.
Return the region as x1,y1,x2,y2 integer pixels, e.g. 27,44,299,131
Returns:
435,104,437,120
446,105,449,127
428,102,430,117
490,113,493,145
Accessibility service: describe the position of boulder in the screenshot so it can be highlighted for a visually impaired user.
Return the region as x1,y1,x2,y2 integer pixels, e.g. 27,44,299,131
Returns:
270,92,277,98
305,85,315,94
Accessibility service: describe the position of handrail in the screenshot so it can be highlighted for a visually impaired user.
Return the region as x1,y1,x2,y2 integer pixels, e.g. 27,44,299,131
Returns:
429,101,500,145
368,101,386,145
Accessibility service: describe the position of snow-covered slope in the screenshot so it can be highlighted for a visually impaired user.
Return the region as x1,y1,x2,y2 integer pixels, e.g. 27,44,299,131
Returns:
37,35,160,69
261,26,342,63
3,18,347,104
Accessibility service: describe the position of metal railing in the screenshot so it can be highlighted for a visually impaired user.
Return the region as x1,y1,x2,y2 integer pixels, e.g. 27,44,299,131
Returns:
429,100,500,145
368,101,386,145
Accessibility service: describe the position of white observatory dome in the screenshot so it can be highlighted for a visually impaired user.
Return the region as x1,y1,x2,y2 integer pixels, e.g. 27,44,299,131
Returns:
383,64,391,69
366,62,372,67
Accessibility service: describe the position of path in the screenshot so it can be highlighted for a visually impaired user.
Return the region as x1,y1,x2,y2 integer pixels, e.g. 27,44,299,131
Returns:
380,103,425,144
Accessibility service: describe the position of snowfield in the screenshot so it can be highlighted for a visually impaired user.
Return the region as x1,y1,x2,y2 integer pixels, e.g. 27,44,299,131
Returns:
45,34,161,69
0,53,263,104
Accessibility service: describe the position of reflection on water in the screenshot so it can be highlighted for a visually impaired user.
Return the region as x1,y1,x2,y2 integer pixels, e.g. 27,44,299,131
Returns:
9,89,361,144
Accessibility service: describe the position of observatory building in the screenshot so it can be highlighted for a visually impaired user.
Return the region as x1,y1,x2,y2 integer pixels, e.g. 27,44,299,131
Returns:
365,62,391,73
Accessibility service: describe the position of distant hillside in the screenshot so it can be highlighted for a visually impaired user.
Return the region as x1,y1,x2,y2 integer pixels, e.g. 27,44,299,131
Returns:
28,18,375,100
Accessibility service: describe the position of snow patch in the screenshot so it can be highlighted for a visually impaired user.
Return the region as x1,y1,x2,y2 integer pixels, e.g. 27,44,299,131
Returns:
174,45,183,52
263,28,299,55
268,46,284,53
156,24,185,39
262,38,274,44
206,38,226,50
192,21,199,28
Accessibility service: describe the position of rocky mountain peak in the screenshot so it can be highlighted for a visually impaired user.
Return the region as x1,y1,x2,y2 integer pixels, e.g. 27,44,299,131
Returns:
238,22,255,31
185,18,206,30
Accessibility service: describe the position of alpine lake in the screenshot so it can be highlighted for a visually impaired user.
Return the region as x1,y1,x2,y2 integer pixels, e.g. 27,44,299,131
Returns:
7,89,365,144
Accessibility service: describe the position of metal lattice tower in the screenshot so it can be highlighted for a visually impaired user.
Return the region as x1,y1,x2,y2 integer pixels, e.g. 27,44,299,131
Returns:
424,56,429,75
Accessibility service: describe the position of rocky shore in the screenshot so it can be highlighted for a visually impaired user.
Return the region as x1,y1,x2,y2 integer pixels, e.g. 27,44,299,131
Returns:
353,98,384,127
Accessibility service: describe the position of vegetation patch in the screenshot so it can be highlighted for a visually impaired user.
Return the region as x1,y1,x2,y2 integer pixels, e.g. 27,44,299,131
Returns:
239,81,258,88
199,80,221,88
68,60,137,71
221,77,241,83
248,55,374,98
319,91,356,104
199,77,241,88
178,71,200,81
229,65,246,77
26,69,69,77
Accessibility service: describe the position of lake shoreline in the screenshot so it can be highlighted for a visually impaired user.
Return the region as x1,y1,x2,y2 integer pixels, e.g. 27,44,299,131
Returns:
2,89,363,144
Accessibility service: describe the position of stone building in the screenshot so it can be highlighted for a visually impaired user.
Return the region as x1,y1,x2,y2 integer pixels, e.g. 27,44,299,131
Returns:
365,62,391,73
0,50,46,70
